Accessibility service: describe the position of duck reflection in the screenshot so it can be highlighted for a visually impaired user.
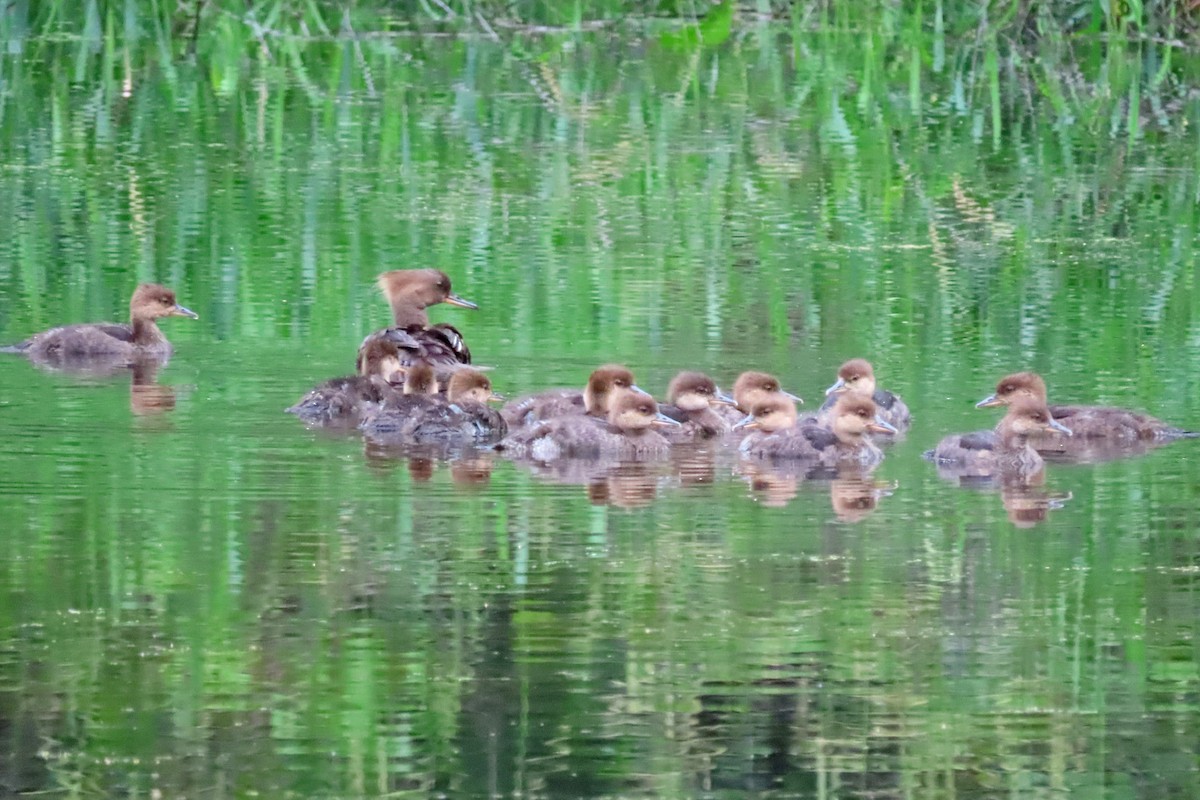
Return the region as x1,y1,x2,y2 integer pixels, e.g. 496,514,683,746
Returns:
361,440,497,488
736,459,894,520
508,457,663,509
129,359,178,417
930,462,1072,528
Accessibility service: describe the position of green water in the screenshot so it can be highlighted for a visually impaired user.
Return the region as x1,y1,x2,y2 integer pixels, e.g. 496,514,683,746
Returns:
1,19,1199,799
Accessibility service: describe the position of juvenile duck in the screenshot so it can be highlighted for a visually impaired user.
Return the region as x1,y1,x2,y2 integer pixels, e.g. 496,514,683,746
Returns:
360,367,505,446
977,371,1196,442
498,391,680,461
286,337,405,426
820,358,910,433
500,365,640,430
658,371,737,443
925,396,1072,475
736,395,897,466
2,283,197,361
714,371,804,427
357,269,476,372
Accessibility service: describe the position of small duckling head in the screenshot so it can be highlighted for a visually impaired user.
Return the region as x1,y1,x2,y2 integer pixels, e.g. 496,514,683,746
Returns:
830,395,897,442
977,372,1048,408
667,371,734,412
584,365,640,414
733,395,798,434
403,363,438,396
1000,397,1072,439
357,338,404,383
446,368,498,404
731,371,803,411
825,358,876,398
607,391,681,433
130,284,198,321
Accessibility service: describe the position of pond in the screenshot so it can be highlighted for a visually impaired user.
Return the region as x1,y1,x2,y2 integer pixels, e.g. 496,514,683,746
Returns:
0,17,1198,799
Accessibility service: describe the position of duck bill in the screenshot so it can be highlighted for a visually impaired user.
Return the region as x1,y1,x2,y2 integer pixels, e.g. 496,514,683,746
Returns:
975,394,1005,408
488,391,506,403
824,378,846,397
1046,419,1073,437
653,412,683,427
714,389,738,407
732,415,760,431
172,304,199,319
783,391,804,405
444,293,478,310
867,417,898,435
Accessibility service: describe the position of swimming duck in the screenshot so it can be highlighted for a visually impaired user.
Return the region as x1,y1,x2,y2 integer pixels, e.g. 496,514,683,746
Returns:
356,269,476,373
1,283,197,361
500,365,640,430
924,396,1073,475
976,371,1196,442
713,371,804,427
286,337,406,425
360,367,506,445
657,371,737,442
820,358,910,433
498,390,680,461
736,395,897,466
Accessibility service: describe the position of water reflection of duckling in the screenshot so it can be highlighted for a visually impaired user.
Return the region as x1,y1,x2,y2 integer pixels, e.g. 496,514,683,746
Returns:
977,371,1197,446
500,365,640,431
129,359,177,417
819,358,910,434
737,395,896,466
499,391,679,461
925,397,1072,476
657,372,737,443
2,283,197,362
828,475,894,523
714,371,804,430
357,269,476,371
360,367,505,446
586,463,660,509
286,338,405,426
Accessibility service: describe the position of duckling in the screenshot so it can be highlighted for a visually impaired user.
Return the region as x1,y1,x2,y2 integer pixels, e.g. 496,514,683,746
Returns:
356,269,476,372
286,337,406,426
925,396,1073,475
977,371,1197,442
736,395,897,467
498,391,680,461
657,371,737,442
2,283,197,361
360,367,506,446
500,365,640,430
713,371,804,427
819,358,910,433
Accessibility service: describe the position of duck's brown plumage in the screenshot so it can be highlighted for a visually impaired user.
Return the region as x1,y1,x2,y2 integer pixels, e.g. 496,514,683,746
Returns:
925,396,1072,475
286,337,406,426
360,367,506,445
658,371,735,443
2,284,197,362
356,269,476,373
977,371,1197,443
713,371,803,428
500,365,639,431
498,391,678,461
738,395,896,467
819,358,910,434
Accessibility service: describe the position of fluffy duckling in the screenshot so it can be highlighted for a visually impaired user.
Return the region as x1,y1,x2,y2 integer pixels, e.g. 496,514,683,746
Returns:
2,284,197,361
500,365,640,431
736,395,897,467
498,391,680,461
925,396,1073,475
714,371,804,427
658,371,737,442
977,371,1196,442
819,358,910,433
360,367,505,445
286,338,405,426
356,269,476,372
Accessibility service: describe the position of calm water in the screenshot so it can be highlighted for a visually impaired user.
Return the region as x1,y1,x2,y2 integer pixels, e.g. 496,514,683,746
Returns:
1,22,1199,799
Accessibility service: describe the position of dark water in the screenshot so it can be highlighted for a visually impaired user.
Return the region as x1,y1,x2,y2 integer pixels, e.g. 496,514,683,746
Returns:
0,25,1199,799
